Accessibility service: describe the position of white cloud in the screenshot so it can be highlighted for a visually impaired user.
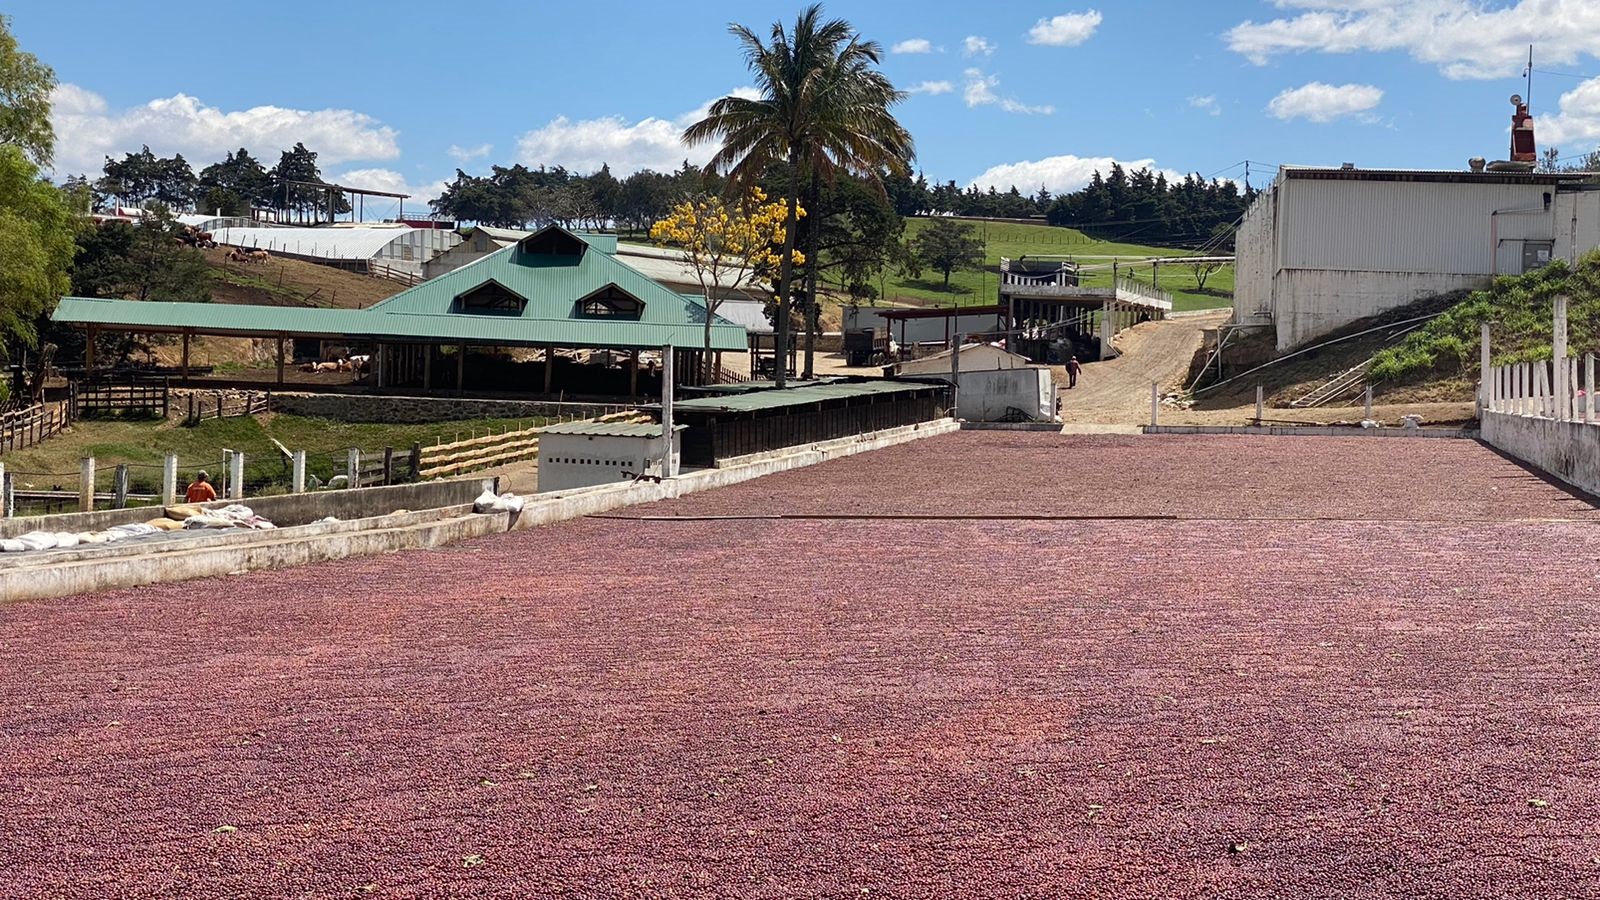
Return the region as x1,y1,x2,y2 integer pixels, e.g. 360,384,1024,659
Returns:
907,80,955,96
1226,0,1600,80
963,35,996,56
969,154,1184,194
1189,95,1221,116
330,168,450,211
963,69,1055,115
891,38,934,54
1540,76,1600,147
1267,81,1383,122
1027,10,1103,47
515,88,759,174
447,143,492,163
49,83,399,176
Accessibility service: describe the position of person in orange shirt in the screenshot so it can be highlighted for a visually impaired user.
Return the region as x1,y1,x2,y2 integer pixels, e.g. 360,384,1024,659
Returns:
185,471,218,504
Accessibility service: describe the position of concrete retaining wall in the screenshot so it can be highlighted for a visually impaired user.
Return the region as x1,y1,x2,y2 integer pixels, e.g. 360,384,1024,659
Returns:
2,418,960,604
264,391,632,424
1144,424,1477,438
1481,411,1600,496
0,477,494,539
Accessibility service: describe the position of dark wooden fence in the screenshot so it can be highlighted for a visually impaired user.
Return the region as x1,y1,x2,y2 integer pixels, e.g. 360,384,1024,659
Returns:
0,399,72,454
70,378,170,419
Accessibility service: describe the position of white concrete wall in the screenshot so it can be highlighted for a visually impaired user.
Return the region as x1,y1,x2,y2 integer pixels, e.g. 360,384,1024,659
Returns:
1481,411,1600,498
1273,268,1490,351
1233,187,1275,325
898,344,1030,376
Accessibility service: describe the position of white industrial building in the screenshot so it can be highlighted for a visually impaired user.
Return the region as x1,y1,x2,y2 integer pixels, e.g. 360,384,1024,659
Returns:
211,224,460,277
1235,165,1599,351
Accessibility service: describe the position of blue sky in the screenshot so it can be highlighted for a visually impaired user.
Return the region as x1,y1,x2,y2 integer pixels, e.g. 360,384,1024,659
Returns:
15,0,1600,215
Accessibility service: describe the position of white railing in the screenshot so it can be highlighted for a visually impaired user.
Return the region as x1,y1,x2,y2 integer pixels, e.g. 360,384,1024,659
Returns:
1114,277,1174,310
1486,354,1596,423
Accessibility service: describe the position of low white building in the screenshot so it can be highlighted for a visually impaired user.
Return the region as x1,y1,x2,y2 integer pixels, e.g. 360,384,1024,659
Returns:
537,421,684,492
894,343,1055,422
1235,165,1599,351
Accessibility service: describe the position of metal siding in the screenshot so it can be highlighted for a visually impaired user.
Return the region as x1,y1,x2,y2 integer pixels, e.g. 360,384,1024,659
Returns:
1279,180,1554,274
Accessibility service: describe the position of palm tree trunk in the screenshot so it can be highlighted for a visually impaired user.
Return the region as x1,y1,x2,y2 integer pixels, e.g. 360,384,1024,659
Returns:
774,184,799,389
802,173,820,380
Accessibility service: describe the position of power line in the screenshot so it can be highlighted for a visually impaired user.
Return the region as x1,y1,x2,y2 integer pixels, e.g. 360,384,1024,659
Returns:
1533,67,1600,81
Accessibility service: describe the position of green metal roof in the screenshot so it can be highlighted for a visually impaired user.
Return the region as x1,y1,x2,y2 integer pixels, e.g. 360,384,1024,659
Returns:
541,421,684,437
673,379,945,413
51,225,746,353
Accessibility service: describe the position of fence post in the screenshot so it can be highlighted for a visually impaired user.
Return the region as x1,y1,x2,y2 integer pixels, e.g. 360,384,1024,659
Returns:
1588,355,1595,425
1479,322,1491,413
79,456,95,512
1149,381,1159,427
162,453,178,506
382,447,394,486
1364,385,1373,421
292,451,307,493
0,463,5,517
1254,385,1263,426
228,450,244,500
410,442,422,482
347,448,361,489
2,469,11,518
113,464,129,509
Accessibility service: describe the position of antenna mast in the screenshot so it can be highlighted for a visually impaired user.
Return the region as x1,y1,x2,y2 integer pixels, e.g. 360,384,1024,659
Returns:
1526,44,1533,109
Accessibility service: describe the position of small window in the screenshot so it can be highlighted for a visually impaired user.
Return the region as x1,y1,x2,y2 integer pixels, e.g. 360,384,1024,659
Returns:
454,281,527,315
577,284,644,319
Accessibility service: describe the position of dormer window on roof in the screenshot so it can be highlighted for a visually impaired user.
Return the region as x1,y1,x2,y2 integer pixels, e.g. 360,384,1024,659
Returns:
518,227,587,258
577,284,644,319
453,280,527,315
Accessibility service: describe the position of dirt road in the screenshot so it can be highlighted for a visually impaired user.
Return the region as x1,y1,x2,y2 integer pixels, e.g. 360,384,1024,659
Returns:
1058,310,1228,424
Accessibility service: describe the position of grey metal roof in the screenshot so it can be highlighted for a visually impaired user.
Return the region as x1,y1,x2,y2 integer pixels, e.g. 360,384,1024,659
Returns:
673,379,945,413
541,421,683,437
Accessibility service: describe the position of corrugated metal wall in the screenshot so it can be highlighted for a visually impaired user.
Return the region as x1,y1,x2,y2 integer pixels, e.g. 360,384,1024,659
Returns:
1278,179,1555,274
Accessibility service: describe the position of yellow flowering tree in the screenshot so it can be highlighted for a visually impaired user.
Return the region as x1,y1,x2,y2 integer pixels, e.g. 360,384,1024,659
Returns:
650,187,804,382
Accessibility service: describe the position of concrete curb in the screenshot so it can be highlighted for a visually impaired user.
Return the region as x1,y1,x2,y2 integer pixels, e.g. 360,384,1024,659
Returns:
1142,424,1479,438
960,422,1064,432
2,418,960,604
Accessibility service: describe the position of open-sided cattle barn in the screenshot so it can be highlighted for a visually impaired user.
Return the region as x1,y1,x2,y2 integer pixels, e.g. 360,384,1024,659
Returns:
51,224,748,398
672,379,951,467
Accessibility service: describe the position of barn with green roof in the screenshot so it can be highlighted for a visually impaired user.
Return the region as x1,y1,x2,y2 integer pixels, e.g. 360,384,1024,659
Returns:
52,225,750,396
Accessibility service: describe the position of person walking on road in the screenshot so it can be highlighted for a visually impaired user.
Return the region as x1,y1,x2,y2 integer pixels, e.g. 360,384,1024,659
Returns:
1066,356,1082,389
185,471,217,504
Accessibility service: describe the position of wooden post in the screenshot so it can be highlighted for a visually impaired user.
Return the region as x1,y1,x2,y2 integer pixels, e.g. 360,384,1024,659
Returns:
1150,382,1159,427
382,447,394,486
292,451,307,493
113,464,129,509
457,343,467,394
2,469,12,518
161,453,178,506
1254,385,1264,425
629,349,639,396
410,442,422,482
276,335,286,386
181,332,191,383
544,344,555,394
79,457,95,512
347,448,360,489
85,325,96,374
423,346,433,391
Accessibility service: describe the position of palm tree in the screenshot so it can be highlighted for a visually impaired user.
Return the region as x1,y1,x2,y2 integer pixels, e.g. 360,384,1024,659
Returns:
684,4,913,388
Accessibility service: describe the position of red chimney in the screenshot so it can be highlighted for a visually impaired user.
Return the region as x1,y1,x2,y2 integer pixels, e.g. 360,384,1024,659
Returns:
1510,94,1536,163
